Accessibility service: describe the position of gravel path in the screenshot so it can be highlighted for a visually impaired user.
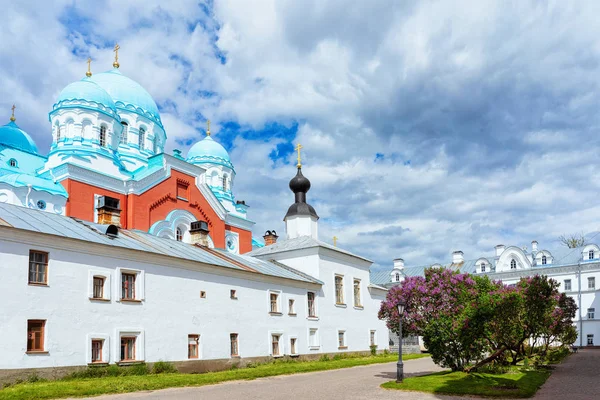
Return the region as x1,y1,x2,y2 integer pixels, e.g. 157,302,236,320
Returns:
73,357,466,400
533,348,600,400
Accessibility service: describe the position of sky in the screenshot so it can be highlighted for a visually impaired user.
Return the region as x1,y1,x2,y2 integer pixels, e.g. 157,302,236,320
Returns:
2,0,600,270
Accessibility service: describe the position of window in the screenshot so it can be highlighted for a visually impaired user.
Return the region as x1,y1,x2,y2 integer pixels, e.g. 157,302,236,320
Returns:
335,275,344,304
590,250,595,260
370,330,376,346
188,335,199,359
271,334,281,356
481,263,486,272
176,183,188,200
27,320,45,352
176,227,183,242
587,334,594,346
121,273,136,300
153,136,159,153
57,126,62,141
309,328,319,348
138,127,145,150
288,299,295,314
510,259,517,269
9,158,17,167
120,337,136,361
395,273,400,282
588,308,595,319
307,292,316,317
93,277,104,299
290,338,297,355
230,333,239,356
541,255,547,265
200,291,206,298
91,340,103,363
28,250,48,285
222,176,228,191
589,277,596,290
270,292,279,313
36,200,46,210
353,279,361,307
338,331,346,349
230,289,237,299
120,122,128,144
564,279,572,291
99,126,107,147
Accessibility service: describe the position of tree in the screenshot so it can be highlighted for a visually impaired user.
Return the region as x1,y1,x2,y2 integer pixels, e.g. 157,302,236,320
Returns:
559,233,585,248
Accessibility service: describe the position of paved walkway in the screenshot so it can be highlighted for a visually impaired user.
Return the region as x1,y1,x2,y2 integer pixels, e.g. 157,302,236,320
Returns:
75,357,465,400
533,348,600,400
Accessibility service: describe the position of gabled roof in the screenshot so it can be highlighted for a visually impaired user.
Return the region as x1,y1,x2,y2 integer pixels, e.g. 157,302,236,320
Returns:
247,235,373,263
0,202,320,285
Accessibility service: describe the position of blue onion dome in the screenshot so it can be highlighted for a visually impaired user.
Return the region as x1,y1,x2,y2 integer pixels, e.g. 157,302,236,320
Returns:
186,136,233,169
0,120,39,154
90,69,162,127
52,78,118,118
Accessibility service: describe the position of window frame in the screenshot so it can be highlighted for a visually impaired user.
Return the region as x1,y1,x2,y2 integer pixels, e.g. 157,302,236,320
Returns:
28,250,48,285
588,277,596,290
308,328,320,350
337,330,347,350
541,255,547,265
120,122,128,145
138,127,146,150
590,250,595,260
564,279,572,291
289,336,298,356
116,268,144,302
370,330,377,347
481,263,486,272
9,158,17,167
510,259,517,269
230,333,239,357
271,333,281,357
188,334,200,359
268,290,282,315
334,274,345,305
91,339,104,363
353,278,362,308
288,298,296,315
26,319,46,353
587,334,594,346
120,336,136,362
588,308,595,319
307,291,317,318
99,125,107,147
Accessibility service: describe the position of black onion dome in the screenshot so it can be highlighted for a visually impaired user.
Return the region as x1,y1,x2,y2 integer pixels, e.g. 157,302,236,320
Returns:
284,166,319,220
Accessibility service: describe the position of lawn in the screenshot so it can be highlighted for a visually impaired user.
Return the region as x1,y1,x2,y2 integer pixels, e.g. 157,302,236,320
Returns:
381,367,551,398
0,353,429,400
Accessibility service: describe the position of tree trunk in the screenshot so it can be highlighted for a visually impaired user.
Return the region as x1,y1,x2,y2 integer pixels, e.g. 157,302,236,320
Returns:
464,347,506,372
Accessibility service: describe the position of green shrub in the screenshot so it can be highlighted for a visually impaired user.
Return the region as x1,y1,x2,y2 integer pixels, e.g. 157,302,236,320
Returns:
547,347,570,364
370,345,378,356
319,354,330,362
27,374,46,383
127,363,150,376
152,361,177,374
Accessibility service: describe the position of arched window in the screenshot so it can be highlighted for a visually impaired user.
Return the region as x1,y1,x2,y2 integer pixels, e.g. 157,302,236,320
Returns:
138,127,146,150
222,175,228,191
57,125,62,141
589,250,594,260
99,126,107,147
542,255,547,265
176,227,183,242
8,159,17,167
120,122,128,144
481,263,486,272
153,136,159,153
395,273,400,282
510,259,517,269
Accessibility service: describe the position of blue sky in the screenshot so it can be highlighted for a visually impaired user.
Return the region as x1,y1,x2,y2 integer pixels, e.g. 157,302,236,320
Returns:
2,0,600,270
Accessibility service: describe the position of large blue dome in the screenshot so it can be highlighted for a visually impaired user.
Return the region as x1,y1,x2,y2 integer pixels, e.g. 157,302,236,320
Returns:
187,136,232,167
90,69,162,126
0,120,39,154
54,78,117,115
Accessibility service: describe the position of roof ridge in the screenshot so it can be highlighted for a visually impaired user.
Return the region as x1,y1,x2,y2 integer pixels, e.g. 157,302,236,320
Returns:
267,259,324,285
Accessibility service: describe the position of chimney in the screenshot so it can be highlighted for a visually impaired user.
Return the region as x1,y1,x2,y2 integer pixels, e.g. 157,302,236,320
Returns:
190,220,210,246
531,241,538,252
452,251,464,264
393,258,405,270
96,196,121,227
263,230,279,246
495,244,505,257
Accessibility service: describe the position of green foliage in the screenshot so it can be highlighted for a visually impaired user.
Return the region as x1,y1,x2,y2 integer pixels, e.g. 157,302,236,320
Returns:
369,345,378,356
26,374,45,383
152,361,178,374
318,354,330,362
67,363,150,379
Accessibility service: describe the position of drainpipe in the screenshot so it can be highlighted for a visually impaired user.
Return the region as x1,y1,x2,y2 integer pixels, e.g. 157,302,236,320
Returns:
578,261,583,347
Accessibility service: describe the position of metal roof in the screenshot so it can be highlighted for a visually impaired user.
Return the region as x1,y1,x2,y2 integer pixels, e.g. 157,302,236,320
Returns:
0,203,320,285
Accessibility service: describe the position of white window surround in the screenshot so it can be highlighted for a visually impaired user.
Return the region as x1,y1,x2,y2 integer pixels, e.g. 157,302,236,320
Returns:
353,278,363,309
86,334,110,364
268,290,282,314
288,335,298,356
369,330,377,347
337,329,347,349
88,270,111,301
115,268,145,302
268,330,284,357
334,274,345,307
115,329,144,362
306,291,318,320
308,328,320,350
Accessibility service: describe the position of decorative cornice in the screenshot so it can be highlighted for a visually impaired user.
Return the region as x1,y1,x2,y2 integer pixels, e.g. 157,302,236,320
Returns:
188,201,213,227
176,178,190,188
149,193,176,211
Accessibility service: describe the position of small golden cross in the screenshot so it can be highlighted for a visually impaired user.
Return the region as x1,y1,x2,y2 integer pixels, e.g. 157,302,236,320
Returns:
86,57,92,77
10,104,16,122
206,119,211,136
295,143,303,167
113,44,120,68
333,236,338,247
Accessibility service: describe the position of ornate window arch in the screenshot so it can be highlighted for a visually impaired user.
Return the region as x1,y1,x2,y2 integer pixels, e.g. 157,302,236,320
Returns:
8,158,17,168
510,259,517,269
120,121,128,145
542,255,547,265
176,227,183,242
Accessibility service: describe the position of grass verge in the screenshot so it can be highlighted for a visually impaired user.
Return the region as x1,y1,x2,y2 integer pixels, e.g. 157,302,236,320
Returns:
0,353,429,400
381,367,551,398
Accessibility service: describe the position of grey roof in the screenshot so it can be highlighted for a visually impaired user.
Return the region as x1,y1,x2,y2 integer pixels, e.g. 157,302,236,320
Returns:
247,235,373,263
0,203,320,285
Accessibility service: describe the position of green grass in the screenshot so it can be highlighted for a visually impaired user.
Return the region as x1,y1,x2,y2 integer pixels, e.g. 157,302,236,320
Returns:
0,353,429,400
381,367,552,398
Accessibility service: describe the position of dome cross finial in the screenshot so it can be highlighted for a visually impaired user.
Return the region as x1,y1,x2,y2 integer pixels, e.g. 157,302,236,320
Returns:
333,236,338,247
113,44,120,68
86,57,92,77
206,119,211,136
295,143,303,168
10,104,16,122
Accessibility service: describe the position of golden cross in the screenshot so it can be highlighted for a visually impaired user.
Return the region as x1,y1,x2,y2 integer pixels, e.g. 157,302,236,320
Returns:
86,57,92,77
333,236,338,247
113,44,120,68
10,104,15,122
206,119,211,136
295,143,303,167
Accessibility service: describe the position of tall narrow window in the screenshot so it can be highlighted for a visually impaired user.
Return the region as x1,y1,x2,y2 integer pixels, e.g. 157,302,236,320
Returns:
176,227,183,242
395,273,400,282
28,250,48,285
27,320,45,352
335,275,344,304
481,263,486,272
589,277,596,290
120,122,128,144
91,339,103,363
57,126,62,141
93,277,104,299
589,250,595,260
222,176,228,191
288,299,295,314
230,333,239,356
270,293,279,313
309,328,319,348
541,255,547,265
153,136,158,153
121,273,136,300
370,330,376,346
188,335,199,359
587,334,594,345
588,308,595,319
290,338,297,355
99,126,107,147
510,259,517,269
353,279,361,307
338,331,346,349
120,337,136,361
307,292,316,317
138,128,145,150
564,279,572,291
271,334,280,356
